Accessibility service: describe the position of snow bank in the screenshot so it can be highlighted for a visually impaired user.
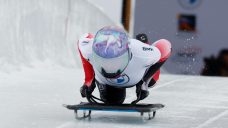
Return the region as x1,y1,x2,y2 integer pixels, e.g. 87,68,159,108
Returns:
0,0,116,72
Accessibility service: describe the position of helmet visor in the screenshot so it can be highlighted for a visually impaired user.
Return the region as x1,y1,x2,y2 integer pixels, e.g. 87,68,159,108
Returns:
93,50,129,78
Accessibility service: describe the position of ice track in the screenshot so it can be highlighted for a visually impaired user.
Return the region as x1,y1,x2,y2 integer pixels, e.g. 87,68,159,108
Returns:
0,67,228,128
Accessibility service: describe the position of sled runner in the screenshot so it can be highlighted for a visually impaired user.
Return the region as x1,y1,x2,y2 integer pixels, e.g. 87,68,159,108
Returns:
63,102,164,120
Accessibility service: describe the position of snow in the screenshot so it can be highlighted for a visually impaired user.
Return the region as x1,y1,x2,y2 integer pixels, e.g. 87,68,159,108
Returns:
0,0,116,72
0,0,228,128
1,67,228,128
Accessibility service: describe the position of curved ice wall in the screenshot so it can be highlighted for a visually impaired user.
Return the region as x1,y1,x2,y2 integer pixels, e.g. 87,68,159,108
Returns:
0,0,116,72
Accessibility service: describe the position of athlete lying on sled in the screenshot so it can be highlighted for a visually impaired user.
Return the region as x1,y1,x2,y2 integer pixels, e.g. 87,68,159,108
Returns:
78,26,171,105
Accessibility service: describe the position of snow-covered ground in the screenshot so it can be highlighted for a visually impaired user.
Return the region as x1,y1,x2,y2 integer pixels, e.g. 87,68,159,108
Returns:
0,0,228,128
0,66,228,128
0,0,117,72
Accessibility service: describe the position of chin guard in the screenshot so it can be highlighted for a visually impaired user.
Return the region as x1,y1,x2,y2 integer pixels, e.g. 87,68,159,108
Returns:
101,68,121,78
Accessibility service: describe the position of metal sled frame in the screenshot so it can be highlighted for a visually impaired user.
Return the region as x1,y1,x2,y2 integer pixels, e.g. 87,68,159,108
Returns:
74,109,156,120
63,92,164,120
67,107,157,120
63,102,164,120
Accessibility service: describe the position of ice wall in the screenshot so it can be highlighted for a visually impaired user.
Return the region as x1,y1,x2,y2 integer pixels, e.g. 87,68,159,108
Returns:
0,0,116,72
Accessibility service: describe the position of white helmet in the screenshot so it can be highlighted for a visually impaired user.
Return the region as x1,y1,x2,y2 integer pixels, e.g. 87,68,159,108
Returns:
92,26,130,78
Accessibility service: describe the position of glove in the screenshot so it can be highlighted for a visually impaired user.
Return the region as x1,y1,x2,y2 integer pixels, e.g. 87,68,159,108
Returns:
80,81,96,98
132,81,149,104
137,89,149,100
136,33,148,43
136,84,149,100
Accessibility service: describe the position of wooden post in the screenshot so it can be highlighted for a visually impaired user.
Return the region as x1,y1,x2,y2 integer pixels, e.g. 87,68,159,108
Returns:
122,0,131,32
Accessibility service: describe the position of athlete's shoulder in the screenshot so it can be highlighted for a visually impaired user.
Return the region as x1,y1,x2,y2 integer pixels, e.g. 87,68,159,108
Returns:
78,33,94,46
129,39,161,59
78,33,94,60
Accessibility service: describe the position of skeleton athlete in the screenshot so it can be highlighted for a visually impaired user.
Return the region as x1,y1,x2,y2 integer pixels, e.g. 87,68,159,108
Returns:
78,26,171,104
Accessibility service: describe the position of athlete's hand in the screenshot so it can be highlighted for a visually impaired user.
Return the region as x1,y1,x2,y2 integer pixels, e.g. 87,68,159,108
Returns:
132,81,149,104
136,89,149,100
136,83,149,100
80,83,96,98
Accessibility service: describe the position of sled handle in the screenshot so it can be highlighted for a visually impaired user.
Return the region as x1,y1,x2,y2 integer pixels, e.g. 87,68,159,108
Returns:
86,94,105,105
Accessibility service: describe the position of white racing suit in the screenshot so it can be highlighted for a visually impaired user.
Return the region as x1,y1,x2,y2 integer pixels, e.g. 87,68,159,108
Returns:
78,33,171,104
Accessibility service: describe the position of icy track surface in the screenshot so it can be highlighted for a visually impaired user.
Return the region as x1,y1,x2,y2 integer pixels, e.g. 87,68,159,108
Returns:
0,67,228,128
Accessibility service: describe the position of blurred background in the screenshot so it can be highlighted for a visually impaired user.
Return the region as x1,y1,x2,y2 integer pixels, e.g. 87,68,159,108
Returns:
0,1,228,128
93,0,228,76
0,0,227,76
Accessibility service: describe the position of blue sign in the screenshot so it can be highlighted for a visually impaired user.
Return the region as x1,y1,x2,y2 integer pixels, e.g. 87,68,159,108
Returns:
178,0,202,9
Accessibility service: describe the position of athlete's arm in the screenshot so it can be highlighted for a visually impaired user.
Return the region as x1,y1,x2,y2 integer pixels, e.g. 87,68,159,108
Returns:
129,39,161,67
77,33,96,98
142,39,171,82
77,33,95,87
131,39,172,104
